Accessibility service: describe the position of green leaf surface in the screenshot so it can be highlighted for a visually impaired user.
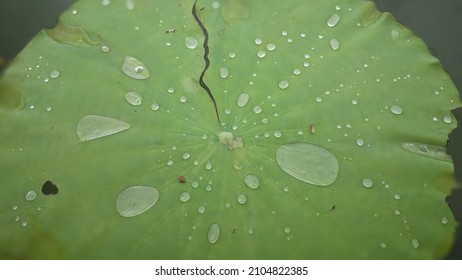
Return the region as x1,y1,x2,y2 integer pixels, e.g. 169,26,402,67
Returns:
0,0,460,259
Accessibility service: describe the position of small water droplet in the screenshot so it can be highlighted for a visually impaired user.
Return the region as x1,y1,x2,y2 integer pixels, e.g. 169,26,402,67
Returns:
244,174,260,189
101,45,111,53
125,91,142,106
116,185,160,217
391,29,400,41
356,138,365,147
266,43,276,51
122,56,150,79
441,216,448,225
276,143,339,186
330,38,340,50
208,223,221,244
278,80,289,90
394,194,401,200
380,242,387,248
284,227,291,234
21,221,28,227
391,105,403,115
12,205,18,211
14,216,20,222
255,38,262,45
237,93,250,107
219,67,229,78
179,192,191,203
237,194,247,205
253,106,262,114
102,0,111,6
151,103,160,111
185,37,198,49
72,9,78,15
443,115,453,124
198,206,205,214
76,115,130,142
362,178,373,188
394,209,401,216
274,131,282,138
229,52,236,58
182,153,191,160
257,50,266,58
327,13,340,27
49,70,60,79
46,107,52,112
205,162,212,170
167,160,174,166
25,191,37,202
411,238,420,249
179,96,187,103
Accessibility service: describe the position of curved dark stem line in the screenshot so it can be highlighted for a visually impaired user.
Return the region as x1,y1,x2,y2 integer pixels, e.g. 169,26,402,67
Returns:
192,0,221,124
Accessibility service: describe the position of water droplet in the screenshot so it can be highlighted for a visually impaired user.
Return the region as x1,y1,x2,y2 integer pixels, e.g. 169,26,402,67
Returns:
356,138,365,147
255,38,262,45
229,52,236,58
253,106,262,114
443,115,453,124
125,0,134,10
212,1,220,9
46,106,52,112
274,131,282,138
219,67,229,78
76,115,130,142
244,174,260,189
293,68,301,75
327,13,340,27
198,206,205,214
182,153,191,160
237,93,250,107
330,38,340,50
49,70,60,79
185,37,198,49
25,191,37,202
394,209,401,216
116,185,160,217
276,143,339,186
151,103,160,111
72,9,78,15
205,162,212,170
14,216,20,222
278,80,289,90
391,29,400,41
266,43,276,51
394,194,401,200
411,238,420,249
362,178,373,188
402,142,452,162
102,0,111,6
284,227,291,234
179,96,187,103
380,242,387,248
237,194,247,205
179,192,191,203
12,205,18,211
352,99,358,105
257,50,266,58
208,223,221,244
125,91,142,106
167,160,174,166
441,216,448,225
390,105,403,115
101,45,111,53
122,56,150,79
21,221,28,227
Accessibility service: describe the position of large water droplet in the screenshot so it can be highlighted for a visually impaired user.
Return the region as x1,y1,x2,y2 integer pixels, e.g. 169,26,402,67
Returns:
244,174,260,189
122,56,150,79
237,93,250,107
208,223,221,244
76,115,130,142
443,115,453,124
402,142,452,162
185,37,198,49
327,13,340,27
125,91,142,106
116,185,159,217
25,191,37,202
276,143,339,186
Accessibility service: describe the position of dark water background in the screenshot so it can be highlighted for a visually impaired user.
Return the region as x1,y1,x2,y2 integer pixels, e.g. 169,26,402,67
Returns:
0,0,461,259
